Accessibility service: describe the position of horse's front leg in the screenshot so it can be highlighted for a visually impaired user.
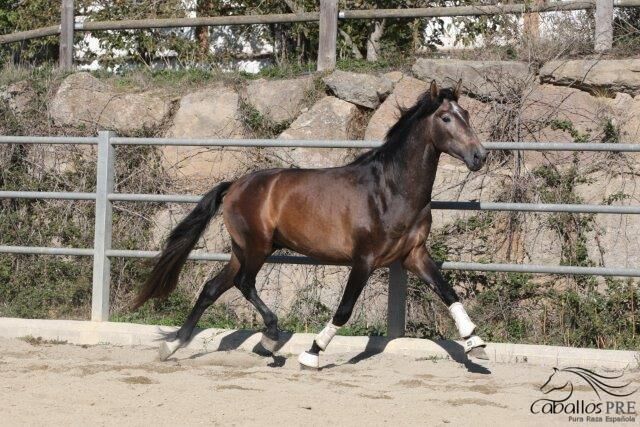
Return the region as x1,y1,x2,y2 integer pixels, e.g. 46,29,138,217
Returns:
403,245,488,360
298,260,373,369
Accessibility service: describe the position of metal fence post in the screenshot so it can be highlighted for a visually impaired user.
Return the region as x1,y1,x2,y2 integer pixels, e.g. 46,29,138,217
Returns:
387,261,408,338
317,0,338,71
91,131,115,321
59,0,74,69
595,0,614,52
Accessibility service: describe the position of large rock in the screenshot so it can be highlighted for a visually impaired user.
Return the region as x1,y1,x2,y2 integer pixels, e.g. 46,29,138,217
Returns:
323,70,393,109
245,76,315,123
364,75,426,141
275,96,362,168
540,59,640,96
431,163,503,226
280,96,361,141
412,59,533,100
49,73,170,134
163,86,254,192
166,86,246,139
520,84,612,143
364,75,492,142
575,171,640,269
430,164,563,267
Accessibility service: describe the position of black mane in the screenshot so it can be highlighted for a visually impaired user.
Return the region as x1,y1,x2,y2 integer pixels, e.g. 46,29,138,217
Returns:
351,87,458,166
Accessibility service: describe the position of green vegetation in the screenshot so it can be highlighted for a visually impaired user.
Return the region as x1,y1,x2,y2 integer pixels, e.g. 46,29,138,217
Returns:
239,101,291,139
335,56,411,74
407,262,640,349
549,119,590,144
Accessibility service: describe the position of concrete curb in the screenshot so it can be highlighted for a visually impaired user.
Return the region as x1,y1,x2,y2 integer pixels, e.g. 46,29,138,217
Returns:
0,317,638,370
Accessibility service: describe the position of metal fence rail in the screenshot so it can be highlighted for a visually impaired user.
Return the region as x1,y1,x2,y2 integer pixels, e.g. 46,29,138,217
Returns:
1,132,640,335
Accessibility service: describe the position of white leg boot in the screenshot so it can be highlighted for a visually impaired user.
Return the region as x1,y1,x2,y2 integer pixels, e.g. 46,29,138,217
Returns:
449,302,476,338
297,351,320,369
298,323,340,369
449,302,488,359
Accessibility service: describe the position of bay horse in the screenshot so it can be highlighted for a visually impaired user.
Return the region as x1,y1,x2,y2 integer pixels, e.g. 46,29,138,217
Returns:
133,80,489,368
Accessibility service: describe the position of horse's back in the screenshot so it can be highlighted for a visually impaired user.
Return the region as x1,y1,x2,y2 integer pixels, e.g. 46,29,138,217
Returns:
222,166,369,261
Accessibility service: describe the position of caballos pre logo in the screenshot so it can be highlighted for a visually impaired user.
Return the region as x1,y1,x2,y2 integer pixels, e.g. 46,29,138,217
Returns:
530,366,638,423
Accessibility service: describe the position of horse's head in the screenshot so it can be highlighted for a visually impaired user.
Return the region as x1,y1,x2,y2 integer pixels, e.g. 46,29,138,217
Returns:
427,80,487,171
540,367,572,394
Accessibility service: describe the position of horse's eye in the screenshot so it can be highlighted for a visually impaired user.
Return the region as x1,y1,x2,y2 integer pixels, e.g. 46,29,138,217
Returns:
442,116,451,123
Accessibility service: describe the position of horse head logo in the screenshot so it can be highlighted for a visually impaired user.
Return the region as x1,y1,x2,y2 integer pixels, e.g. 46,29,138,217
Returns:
540,367,637,400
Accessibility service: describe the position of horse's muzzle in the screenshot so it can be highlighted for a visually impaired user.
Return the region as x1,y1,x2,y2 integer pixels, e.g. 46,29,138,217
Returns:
465,145,488,171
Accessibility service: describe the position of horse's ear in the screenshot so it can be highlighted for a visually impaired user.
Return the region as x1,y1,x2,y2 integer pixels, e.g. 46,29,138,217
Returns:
430,80,438,99
454,79,462,99
553,367,559,372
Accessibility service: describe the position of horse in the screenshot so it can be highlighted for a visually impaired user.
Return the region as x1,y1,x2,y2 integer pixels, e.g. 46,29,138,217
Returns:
133,79,489,369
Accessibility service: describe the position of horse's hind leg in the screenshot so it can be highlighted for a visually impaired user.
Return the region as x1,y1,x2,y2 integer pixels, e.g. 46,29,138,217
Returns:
402,245,488,360
159,256,239,361
233,245,280,353
298,260,373,369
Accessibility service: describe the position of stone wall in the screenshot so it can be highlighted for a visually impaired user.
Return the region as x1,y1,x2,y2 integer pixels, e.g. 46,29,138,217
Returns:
23,58,640,324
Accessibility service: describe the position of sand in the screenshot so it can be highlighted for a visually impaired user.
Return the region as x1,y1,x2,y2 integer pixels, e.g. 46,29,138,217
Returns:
0,337,638,426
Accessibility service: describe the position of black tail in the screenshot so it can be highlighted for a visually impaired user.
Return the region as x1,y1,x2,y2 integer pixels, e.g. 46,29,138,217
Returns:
133,182,232,309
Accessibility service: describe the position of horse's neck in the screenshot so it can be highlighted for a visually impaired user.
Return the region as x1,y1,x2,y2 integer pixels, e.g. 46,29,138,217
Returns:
388,134,440,209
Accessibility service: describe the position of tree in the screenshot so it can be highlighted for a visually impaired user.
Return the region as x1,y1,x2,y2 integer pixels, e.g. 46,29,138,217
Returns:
1,0,61,64
1,0,509,68
338,1,438,62
75,0,189,68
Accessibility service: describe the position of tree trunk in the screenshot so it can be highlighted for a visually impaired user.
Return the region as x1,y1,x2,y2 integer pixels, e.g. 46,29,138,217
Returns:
366,19,385,62
195,0,214,57
339,29,364,60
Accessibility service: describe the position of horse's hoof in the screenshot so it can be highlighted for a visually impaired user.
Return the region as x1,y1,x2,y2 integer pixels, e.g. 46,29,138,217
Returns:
260,333,279,353
467,346,489,360
159,340,181,361
298,351,320,369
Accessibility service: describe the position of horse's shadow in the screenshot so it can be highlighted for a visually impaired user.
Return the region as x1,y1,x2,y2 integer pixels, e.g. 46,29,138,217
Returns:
435,339,491,374
161,329,293,367
157,328,490,374
322,337,490,374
